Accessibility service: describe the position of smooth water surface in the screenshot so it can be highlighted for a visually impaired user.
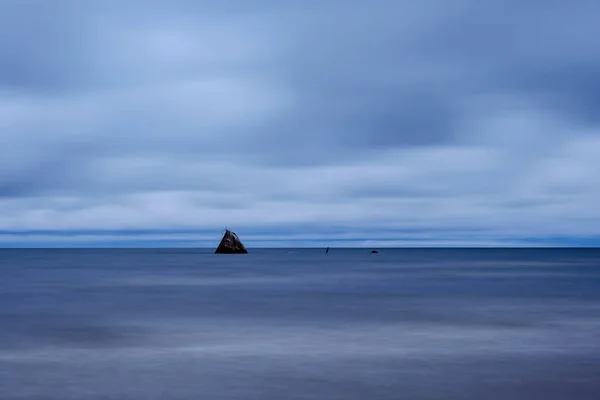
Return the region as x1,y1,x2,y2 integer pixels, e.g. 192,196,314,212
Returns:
1,248,599,399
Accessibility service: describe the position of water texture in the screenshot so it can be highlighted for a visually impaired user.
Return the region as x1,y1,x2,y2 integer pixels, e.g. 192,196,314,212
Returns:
1,248,599,399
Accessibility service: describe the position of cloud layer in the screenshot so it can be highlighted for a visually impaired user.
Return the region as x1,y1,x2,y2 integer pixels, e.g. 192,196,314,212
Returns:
2,0,600,246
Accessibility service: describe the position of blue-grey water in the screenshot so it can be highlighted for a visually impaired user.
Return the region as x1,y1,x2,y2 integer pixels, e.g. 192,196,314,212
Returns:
1,248,599,399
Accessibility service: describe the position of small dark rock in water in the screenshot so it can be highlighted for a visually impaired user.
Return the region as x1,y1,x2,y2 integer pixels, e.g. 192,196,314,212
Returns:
371,250,378,254
215,229,248,254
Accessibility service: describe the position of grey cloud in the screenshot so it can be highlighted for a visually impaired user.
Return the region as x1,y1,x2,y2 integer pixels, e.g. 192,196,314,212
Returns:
1,0,600,243
0,1,100,94
421,0,600,126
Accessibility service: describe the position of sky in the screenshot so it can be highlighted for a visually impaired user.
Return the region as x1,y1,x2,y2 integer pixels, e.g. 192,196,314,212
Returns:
1,0,600,247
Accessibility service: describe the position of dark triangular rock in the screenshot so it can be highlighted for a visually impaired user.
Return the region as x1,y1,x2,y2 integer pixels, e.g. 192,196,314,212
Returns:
215,229,248,254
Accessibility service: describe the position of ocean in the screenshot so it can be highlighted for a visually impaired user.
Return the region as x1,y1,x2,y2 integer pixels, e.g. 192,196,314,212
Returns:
0,248,599,399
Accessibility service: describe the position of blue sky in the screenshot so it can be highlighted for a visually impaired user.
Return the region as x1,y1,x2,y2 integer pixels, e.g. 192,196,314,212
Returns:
1,0,600,247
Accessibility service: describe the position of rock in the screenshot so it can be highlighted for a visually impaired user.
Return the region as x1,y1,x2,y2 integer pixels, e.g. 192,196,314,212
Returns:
371,250,378,254
215,229,248,254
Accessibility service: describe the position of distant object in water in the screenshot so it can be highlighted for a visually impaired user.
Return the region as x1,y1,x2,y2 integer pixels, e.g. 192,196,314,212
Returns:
325,247,329,254
215,229,248,254
371,250,378,254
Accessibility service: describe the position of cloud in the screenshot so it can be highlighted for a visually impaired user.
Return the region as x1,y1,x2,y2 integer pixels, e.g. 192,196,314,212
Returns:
1,0,600,246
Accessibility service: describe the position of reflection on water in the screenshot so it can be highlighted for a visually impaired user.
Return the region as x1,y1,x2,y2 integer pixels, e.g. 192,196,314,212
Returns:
1,248,599,399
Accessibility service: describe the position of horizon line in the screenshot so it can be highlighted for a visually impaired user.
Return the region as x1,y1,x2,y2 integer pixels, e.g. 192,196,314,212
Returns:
1,246,600,250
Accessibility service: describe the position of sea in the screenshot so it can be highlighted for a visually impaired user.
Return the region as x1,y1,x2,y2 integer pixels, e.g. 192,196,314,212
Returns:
0,248,599,399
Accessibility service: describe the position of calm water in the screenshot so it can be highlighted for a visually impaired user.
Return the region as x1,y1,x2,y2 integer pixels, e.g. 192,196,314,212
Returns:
0,248,599,399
